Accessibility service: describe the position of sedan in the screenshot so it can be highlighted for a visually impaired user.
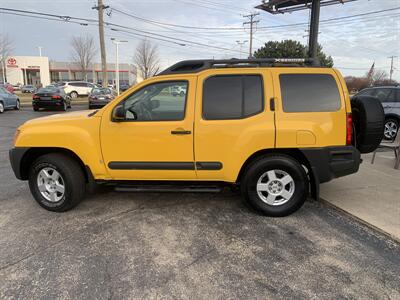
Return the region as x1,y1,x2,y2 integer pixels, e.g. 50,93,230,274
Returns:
88,87,116,109
0,87,20,113
21,85,37,93
33,87,71,111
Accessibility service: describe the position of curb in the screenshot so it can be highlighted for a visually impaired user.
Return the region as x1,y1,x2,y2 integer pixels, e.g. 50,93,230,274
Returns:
320,197,400,244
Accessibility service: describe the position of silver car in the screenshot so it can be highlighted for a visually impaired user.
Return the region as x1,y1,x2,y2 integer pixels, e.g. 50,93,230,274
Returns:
0,87,20,113
356,86,400,140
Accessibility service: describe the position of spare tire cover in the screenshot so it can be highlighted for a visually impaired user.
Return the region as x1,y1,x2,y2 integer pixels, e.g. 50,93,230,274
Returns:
351,95,384,154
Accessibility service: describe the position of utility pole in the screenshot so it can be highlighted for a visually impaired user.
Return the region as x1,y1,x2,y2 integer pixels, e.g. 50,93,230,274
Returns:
388,56,397,82
111,38,127,95
308,0,321,66
243,13,259,58
236,40,248,58
37,46,43,57
93,0,108,87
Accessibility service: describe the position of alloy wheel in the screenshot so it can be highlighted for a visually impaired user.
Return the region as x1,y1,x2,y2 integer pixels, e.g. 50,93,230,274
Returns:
384,121,398,140
37,167,65,203
256,169,295,206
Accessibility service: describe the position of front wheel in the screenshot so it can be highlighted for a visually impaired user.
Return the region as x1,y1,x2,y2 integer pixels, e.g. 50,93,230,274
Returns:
28,153,86,212
0,101,4,113
70,91,78,99
241,155,308,217
15,99,20,110
384,118,398,140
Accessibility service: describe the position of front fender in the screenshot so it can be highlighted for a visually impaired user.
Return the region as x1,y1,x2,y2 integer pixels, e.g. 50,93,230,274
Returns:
15,118,109,179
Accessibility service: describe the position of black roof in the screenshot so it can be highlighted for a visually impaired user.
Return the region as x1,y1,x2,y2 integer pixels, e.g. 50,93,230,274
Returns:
158,58,317,76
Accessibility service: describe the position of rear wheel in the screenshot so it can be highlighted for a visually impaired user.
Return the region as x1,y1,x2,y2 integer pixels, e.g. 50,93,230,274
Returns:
28,153,86,212
384,118,398,140
61,101,67,111
70,91,78,99
33,106,39,111
241,155,308,217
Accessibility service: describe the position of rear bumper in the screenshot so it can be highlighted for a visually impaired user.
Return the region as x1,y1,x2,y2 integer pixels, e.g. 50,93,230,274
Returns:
9,147,30,180
32,100,64,108
89,100,110,107
300,146,361,184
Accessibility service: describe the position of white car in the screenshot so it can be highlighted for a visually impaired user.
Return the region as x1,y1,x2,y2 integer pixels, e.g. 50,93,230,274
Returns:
59,81,96,98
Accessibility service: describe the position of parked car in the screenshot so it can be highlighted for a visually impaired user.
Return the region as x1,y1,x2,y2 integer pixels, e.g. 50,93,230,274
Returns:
21,85,37,93
354,86,399,140
0,87,20,113
59,81,96,98
32,86,71,111
88,87,116,109
9,58,384,215
172,85,187,96
0,83,14,94
119,83,130,92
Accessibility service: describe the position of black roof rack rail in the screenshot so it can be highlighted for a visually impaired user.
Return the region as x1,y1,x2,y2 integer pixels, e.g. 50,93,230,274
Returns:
158,58,319,75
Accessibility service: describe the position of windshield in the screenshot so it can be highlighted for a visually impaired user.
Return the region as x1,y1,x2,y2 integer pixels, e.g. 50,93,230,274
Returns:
37,87,58,93
91,88,111,95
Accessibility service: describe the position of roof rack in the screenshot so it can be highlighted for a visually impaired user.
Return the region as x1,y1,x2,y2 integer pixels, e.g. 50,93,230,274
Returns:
158,58,318,75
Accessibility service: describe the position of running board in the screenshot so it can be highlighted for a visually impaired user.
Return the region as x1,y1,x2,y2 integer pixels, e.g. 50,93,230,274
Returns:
115,185,223,193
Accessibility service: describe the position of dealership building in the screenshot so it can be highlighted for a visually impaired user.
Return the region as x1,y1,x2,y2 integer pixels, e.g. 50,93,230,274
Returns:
3,56,137,87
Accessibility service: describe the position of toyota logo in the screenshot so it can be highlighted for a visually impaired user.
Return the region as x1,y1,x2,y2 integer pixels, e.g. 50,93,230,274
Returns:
7,57,17,65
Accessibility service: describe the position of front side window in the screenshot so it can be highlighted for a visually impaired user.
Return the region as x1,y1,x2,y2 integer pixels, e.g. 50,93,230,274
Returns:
280,74,341,112
114,81,188,121
202,75,264,120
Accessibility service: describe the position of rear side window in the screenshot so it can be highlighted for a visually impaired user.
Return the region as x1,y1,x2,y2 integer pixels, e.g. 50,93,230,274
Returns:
280,74,341,112
203,75,263,120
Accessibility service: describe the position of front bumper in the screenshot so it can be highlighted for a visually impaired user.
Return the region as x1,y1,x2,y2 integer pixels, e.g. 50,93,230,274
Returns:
300,146,361,184
9,147,30,180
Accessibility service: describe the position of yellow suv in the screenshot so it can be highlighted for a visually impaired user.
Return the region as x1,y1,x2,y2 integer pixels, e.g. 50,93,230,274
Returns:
9,59,384,216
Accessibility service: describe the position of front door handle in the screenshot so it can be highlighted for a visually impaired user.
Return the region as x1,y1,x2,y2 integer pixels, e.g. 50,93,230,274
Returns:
171,130,191,135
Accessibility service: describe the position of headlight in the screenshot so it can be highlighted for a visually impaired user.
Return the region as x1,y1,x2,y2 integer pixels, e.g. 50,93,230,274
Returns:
13,129,20,145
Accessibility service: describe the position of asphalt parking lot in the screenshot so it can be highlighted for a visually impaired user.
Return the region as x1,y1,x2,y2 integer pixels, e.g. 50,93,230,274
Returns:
0,106,399,299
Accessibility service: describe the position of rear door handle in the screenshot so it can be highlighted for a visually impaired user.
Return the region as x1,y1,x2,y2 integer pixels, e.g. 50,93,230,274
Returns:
171,130,191,135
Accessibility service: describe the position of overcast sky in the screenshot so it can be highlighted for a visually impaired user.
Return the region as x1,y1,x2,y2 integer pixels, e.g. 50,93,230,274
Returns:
0,0,399,80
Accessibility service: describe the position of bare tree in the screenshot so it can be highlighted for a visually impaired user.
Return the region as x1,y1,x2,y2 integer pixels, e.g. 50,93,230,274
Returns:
0,33,13,83
70,35,97,81
134,39,160,80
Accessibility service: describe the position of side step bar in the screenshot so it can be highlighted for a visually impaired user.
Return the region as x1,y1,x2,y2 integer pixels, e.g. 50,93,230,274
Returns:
115,185,223,193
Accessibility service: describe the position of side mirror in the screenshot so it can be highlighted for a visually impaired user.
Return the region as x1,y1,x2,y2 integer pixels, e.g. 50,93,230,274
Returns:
150,99,160,110
112,105,125,122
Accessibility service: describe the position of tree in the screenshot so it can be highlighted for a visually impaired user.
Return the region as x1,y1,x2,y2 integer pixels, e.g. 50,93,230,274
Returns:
253,39,334,67
134,39,160,80
70,35,97,81
0,33,13,83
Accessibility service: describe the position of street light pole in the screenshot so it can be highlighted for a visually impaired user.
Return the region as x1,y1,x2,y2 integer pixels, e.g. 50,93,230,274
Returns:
38,46,43,57
236,40,248,58
111,38,127,95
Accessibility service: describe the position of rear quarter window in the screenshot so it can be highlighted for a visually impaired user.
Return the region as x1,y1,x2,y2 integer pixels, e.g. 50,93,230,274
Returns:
280,74,341,112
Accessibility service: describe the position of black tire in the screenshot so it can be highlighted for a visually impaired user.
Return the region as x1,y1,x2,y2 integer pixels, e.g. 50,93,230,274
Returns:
61,101,67,111
351,95,385,153
241,155,308,217
0,101,4,113
33,106,39,111
14,99,20,110
28,153,86,212
384,118,399,140
70,91,78,99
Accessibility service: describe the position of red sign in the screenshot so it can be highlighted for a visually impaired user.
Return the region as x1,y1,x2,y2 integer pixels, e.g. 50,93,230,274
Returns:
7,57,17,65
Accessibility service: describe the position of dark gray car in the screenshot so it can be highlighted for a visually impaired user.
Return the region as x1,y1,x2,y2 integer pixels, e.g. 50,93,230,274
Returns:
355,86,400,140
21,85,37,93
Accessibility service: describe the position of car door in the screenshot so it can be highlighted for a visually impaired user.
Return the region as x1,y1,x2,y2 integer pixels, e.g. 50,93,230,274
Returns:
194,69,275,182
0,88,12,107
372,88,394,114
0,88,8,107
100,77,196,180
